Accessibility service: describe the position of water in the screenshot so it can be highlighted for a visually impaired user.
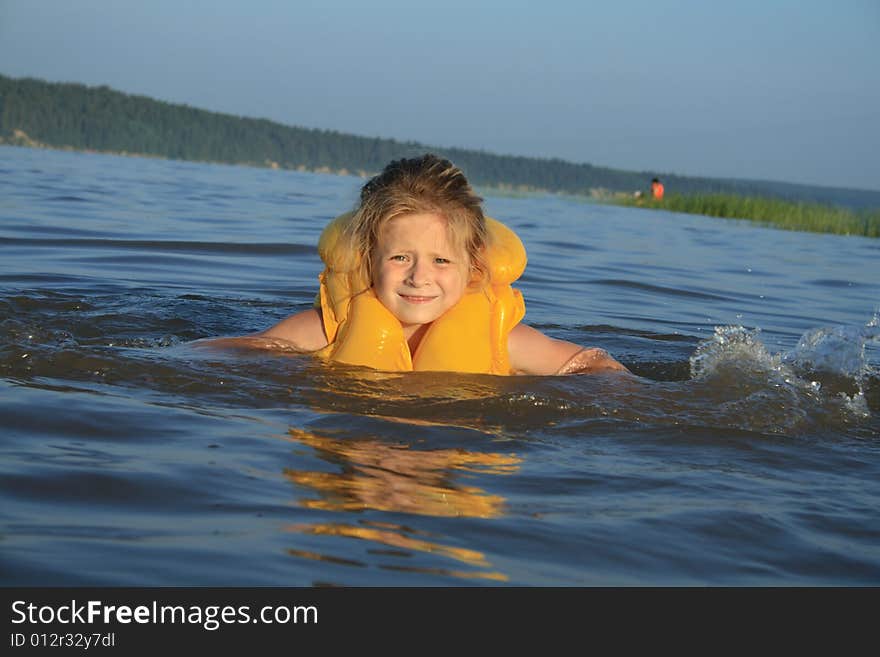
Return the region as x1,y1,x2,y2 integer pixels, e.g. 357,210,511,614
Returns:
1,145,878,586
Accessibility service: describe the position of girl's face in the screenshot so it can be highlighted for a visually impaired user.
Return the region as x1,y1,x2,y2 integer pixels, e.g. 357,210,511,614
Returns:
372,212,469,338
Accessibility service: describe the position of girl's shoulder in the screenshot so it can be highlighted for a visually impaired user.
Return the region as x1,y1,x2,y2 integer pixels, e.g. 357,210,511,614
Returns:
258,308,329,352
507,324,583,375
508,324,629,375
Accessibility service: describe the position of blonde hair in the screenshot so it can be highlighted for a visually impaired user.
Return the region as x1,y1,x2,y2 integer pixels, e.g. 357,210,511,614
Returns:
342,154,490,291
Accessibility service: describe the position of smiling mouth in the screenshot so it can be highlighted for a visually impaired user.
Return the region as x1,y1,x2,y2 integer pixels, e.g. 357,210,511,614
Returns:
398,294,437,304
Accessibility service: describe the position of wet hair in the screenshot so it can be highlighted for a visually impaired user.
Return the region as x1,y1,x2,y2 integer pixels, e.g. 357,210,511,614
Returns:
343,154,490,290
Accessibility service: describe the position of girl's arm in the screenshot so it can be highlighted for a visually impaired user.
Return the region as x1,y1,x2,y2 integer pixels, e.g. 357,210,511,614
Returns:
193,308,329,352
507,323,629,375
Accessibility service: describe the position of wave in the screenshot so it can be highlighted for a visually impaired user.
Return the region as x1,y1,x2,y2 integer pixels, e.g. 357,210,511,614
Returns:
684,319,877,436
1,288,877,439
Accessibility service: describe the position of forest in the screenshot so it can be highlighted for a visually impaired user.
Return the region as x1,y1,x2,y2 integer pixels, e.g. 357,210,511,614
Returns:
2,73,878,210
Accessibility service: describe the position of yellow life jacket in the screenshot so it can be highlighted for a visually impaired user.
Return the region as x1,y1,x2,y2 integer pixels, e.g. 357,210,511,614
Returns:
313,212,527,374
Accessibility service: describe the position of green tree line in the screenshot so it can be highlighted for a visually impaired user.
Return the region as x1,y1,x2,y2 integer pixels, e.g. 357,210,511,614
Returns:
2,74,878,209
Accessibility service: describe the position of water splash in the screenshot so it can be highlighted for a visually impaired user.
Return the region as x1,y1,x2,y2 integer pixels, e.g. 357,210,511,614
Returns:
690,325,779,380
782,310,879,382
688,315,879,434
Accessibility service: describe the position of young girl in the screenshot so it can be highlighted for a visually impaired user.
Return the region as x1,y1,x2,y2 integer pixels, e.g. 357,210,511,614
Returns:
200,154,628,376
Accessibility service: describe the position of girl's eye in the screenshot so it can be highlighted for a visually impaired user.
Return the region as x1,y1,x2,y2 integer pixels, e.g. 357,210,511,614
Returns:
390,255,408,262
434,257,451,265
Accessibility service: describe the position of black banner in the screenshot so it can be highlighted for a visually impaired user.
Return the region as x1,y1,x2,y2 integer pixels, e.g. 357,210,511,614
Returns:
1,587,873,651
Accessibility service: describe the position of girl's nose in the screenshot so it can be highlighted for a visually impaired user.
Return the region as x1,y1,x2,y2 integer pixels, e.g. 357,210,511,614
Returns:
405,258,430,286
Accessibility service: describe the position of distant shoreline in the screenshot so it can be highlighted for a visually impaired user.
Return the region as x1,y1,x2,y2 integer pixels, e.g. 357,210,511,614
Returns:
0,136,584,201
4,73,880,212
4,139,877,238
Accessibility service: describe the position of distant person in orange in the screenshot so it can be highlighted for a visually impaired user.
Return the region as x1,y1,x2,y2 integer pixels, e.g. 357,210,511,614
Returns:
651,177,665,200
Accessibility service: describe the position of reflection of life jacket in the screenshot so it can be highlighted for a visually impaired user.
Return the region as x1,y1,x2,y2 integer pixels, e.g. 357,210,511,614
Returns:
651,181,665,200
314,212,527,374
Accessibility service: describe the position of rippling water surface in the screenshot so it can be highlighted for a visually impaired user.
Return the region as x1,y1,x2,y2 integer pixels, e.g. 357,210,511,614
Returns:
2,146,878,585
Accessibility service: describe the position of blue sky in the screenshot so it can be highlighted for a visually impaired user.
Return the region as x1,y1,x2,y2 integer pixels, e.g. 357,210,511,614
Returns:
1,0,878,190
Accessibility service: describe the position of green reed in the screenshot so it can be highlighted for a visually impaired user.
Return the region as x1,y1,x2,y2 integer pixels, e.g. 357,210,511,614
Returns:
615,193,880,238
